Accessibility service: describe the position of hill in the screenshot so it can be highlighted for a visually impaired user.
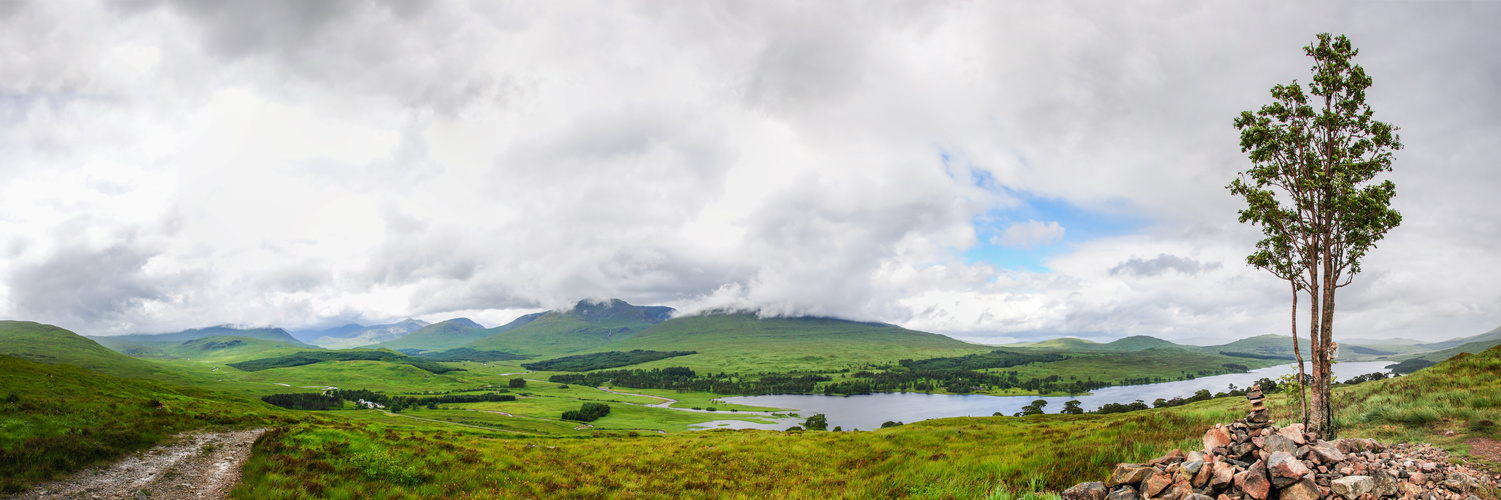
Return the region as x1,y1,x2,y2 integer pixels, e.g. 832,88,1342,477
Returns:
91,326,314,352
1415,324,1501,351
160,336,320,364
0,321,184,380
584,313,992,373
288,323,365,343
1201,334,1312,360
457,299,672,356
0,353,291,493
373,318,491,352
309,320,430,349
1008,335,1188,352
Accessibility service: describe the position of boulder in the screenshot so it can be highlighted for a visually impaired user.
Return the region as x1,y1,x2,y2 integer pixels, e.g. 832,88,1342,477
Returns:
1266,451,1310,489
1371,470,1399,498
1234,460,1271,500
1108,464,1154,487
1279,476,1321,500
1107,485,1142,500
1191,460,1212,488
1263,434,1297,456
1209,462,1236,488
1203,427,1232,454
1182,495,1213,500
1150,449,1186,467
1307,442,1345,464
1330,475,1374,500
1443,472,1472,492
1276,424,1307,445
1143,471,1174,498
1063,482,1109,500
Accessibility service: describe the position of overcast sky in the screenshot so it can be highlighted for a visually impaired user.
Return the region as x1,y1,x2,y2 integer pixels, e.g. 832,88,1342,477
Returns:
1,1,1497,344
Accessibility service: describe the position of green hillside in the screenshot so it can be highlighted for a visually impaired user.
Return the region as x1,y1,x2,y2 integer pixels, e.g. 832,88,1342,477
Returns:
91,325,313,353
0,353,293,492
1200,333,1312,360
1415,324,1501,351
460,300,672,356
582,313,991,373
161,336,319,364
0,321,184,380
1008,335,1187,352
373,318,490,352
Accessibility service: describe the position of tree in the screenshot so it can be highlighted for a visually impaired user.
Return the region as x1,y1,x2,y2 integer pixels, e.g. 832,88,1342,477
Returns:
1061,400,1083,415
1229,33,1402,438
803,413,828,431
508,377,527,388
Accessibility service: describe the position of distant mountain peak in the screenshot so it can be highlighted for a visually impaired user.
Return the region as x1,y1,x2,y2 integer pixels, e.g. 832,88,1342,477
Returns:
565,298,675,324
439,318,483,329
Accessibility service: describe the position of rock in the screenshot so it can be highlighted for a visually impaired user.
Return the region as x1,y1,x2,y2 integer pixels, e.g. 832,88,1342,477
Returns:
1277,424,1307,445
1330,475,1374,500
1107,485,1142,500
1182,495,1213,500
1143,471,1174,498
1210,462,1236,488
1442,472,1471,492
1151,449,1186,467
1235,460,1271,500
1308,442,1346,464
1192,460,1212,488
1409,472,1426,485
1420,462,1437,473
1371,470,1399,497
1264,434,1297,456
1267,451,1311,489
1247,409,1270,424
1181,458,1205,475
1063,482,1110,500
1279,476,1321,500
1109,464,1154,487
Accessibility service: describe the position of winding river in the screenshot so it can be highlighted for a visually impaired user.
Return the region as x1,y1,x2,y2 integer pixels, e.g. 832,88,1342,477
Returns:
692,361,1393,431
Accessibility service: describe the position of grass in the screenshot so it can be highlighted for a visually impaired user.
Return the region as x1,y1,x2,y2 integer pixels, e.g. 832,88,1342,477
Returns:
161,336,319,364
0,354,296,493
236,407,1236,499
0,320,185,381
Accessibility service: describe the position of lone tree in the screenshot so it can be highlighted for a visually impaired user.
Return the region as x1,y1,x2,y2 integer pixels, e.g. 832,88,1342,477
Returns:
1229,33,1402,438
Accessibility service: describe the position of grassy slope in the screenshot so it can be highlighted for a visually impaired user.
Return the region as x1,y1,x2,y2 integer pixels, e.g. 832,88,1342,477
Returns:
162,336,320,364
374,318,490,352
0,354,296,492
0,320,186,381
590,314,992,374
91,326,313,350
461,313,656,357
236,342,1501,500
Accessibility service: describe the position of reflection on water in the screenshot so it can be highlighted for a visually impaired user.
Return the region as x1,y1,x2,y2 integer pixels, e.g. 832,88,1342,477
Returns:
703,361,1393,432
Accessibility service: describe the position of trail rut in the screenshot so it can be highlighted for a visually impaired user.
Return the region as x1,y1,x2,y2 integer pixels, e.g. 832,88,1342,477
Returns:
8,427,268,500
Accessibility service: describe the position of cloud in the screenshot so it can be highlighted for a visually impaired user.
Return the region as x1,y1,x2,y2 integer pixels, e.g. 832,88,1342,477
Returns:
992,220,1066,249
0,1,1497,344
1110,254,1223,278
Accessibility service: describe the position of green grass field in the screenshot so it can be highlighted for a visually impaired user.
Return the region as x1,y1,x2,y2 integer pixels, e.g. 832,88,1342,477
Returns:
0,354,296,493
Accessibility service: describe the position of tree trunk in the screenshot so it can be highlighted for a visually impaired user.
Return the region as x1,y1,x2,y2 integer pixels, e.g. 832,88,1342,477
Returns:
1291,283,1308,428
1306,264,1329,438
1319,262,1338,439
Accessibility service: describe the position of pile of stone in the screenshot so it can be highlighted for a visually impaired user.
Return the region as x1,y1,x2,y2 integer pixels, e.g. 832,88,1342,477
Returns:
1062,386,1497,500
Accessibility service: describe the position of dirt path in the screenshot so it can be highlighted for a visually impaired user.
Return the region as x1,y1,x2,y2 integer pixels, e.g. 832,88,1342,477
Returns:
8,427,268,500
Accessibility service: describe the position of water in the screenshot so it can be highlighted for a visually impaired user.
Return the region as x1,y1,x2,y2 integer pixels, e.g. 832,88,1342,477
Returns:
695,361,1393,431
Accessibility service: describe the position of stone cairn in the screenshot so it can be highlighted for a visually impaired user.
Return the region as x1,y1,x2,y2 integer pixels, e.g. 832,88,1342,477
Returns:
1062,385,1498,500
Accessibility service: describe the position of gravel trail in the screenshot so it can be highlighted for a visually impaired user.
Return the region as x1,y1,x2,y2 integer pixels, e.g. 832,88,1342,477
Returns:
7,427,269,500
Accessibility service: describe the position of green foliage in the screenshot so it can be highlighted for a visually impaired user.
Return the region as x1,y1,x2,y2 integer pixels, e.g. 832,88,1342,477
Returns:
521,350,698,372
562,402,612,422
803,414,828,431
262,393,342,410
227,350,462,374
0,354,292,493
1386,358,1435,374
1018,400,1048,416
1061,400,1083,415
411,347,530,363
508,377,527,388
901,350,1068,371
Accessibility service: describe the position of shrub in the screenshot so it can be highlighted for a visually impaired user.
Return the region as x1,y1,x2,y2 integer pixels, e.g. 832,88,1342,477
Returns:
562,402,611,422
509,378,527,388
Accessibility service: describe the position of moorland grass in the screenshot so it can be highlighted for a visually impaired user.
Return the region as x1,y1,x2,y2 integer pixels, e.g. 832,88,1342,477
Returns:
0,355,296,493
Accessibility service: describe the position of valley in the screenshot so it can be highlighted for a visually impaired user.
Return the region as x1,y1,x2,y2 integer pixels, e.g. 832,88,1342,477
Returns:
2,303,1498,498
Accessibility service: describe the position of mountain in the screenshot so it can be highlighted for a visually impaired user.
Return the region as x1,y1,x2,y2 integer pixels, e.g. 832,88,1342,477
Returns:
459,299,673,356
1415,324,1501,351
310,319,430,349
0,320,184,380
576,313,991,373
1008,335,1188,352
160,336,318,364
92,326,314,352
289,323,366,343
373,318,491,352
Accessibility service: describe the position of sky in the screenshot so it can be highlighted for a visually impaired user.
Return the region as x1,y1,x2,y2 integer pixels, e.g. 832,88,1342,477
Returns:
1,1,1497,345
